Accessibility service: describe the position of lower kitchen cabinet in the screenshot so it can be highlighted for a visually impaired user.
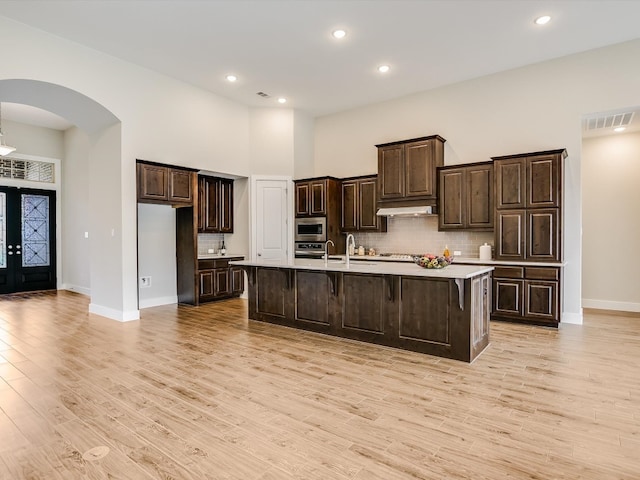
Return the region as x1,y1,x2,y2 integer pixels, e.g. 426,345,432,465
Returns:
492,265,560,326
198,257,244,303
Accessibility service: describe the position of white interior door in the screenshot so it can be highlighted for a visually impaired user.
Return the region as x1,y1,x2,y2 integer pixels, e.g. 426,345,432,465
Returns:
250,176,292,263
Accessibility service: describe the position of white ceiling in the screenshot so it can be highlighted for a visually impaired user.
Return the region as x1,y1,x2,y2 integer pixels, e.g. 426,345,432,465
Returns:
1,0,640,127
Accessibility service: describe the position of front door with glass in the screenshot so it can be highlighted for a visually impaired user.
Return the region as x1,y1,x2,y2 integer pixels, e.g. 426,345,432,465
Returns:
0,186,56,294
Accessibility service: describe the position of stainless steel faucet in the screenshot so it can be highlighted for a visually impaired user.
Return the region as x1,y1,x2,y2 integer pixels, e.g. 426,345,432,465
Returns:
324,239,335,265
345,233,355,267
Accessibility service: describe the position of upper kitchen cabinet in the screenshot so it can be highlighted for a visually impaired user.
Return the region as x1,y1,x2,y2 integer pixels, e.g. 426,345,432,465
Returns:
341,175,387,232
294,177,340,217
492,149,566,262
136,160,196,206
376,135,445,207
438,162,493,231
495,150,564,210
198,175,233,233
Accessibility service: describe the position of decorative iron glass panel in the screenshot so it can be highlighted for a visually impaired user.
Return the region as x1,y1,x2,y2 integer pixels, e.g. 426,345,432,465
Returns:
21,194,50,267
0,192,5,268
0,158,55,183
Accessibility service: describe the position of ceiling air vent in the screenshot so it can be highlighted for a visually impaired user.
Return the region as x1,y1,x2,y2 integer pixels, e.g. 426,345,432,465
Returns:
583,111,634,131
256,91,271,98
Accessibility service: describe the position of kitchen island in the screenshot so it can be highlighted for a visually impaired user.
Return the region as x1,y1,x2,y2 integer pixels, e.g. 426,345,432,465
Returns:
231,258,493,362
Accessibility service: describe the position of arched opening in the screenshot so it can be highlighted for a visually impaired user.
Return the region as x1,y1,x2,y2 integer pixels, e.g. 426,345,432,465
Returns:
0,79,137,321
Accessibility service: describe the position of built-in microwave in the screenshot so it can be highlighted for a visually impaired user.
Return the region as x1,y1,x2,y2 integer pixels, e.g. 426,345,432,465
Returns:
294,217,327,242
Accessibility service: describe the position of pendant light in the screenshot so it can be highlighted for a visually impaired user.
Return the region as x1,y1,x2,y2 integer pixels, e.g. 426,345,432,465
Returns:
0,102,17,156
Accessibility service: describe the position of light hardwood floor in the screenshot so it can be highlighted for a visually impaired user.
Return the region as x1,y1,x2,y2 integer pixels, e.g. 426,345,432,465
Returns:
0,291,639,479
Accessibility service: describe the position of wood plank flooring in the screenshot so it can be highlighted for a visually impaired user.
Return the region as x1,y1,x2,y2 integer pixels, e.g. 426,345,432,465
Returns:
0,291,639,479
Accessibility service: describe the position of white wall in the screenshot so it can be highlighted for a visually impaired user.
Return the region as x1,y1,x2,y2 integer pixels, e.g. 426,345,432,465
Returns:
314,38,640,324
62,126,91,294
0,16,294,319
137,203,177,308
249,108,295,175
2,119,64,159
582,131,640,312
293,110,315,179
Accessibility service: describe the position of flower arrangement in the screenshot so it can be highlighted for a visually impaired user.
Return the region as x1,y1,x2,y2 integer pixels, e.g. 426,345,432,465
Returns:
414,254,453,269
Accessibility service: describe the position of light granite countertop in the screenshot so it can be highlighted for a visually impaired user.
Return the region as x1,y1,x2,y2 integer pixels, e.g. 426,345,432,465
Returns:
230,258,493,280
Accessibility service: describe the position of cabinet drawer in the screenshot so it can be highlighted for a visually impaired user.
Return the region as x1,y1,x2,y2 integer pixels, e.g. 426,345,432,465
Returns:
525,267,559,281
198,259,229,270
493,266,524,279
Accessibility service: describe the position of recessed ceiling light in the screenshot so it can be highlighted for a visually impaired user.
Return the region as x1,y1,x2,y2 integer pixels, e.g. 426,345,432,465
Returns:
225,74,237,82
534,15,551,25
378,65,390,73
277,97,287,104
332,29,346,39
614,126,626,132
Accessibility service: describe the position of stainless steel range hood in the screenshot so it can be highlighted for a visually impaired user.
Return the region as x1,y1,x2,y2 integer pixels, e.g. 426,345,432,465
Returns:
376,205,435,217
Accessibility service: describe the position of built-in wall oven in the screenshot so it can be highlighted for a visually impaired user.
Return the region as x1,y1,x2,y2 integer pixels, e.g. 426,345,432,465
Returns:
294,217,327,258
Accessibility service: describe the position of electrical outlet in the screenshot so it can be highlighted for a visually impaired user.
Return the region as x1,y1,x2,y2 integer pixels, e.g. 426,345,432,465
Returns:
453,250,462,256
140,276,152,288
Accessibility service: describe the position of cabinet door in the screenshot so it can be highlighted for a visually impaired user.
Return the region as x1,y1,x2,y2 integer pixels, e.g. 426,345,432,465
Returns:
495,158,525,209
168,169,194,204
202,177,221,232
527,154,560,208
309,180,326,216
199,270,215,299
378,145,404,200
527,208,559,261
214,268,230,297
219,179,234,233
496,210,525,260
231,267,244,295
466,164,494,229
438,168,465,230
525,280,558,322
405,139,437,198
358,178,382,231
493,277,524,317
137,163,168,202
341,180,358,231
295,182,310,216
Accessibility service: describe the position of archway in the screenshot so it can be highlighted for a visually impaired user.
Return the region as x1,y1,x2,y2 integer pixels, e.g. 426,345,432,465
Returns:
0,79,137,321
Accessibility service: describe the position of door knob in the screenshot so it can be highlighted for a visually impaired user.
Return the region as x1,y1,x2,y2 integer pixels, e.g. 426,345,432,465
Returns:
258,253,262,257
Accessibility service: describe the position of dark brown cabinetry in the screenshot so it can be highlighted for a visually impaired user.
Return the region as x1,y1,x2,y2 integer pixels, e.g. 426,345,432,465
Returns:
492,265,560,326
295,177,340,217
438,162,493,231
376,135,446,207
244,265,491,362
197,257,244,303
136,160,196,206
341,175,387,232
493,149,565,262
198,175,233,233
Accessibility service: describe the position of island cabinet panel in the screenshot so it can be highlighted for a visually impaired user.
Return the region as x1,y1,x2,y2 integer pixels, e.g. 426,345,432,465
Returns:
256,268,290,318
399,278,450,344
342,273,387,333
471,273,491,360
295,270,331,326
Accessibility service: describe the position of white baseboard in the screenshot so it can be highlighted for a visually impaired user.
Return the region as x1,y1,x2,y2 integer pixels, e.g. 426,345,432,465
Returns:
582,299,640,313
139,295,178,309
89,303,140,322
61,284,91,296
561,310,583,325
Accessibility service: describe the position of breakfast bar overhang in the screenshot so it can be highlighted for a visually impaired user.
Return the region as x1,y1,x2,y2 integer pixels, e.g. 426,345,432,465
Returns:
232,259,494,363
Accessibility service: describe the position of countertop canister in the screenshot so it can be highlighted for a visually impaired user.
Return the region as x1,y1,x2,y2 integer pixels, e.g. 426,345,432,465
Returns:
479,243,492,261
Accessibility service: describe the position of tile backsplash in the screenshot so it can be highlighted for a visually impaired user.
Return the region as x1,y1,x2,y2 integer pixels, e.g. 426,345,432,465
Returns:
198,233,226,255
351,216,494,257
